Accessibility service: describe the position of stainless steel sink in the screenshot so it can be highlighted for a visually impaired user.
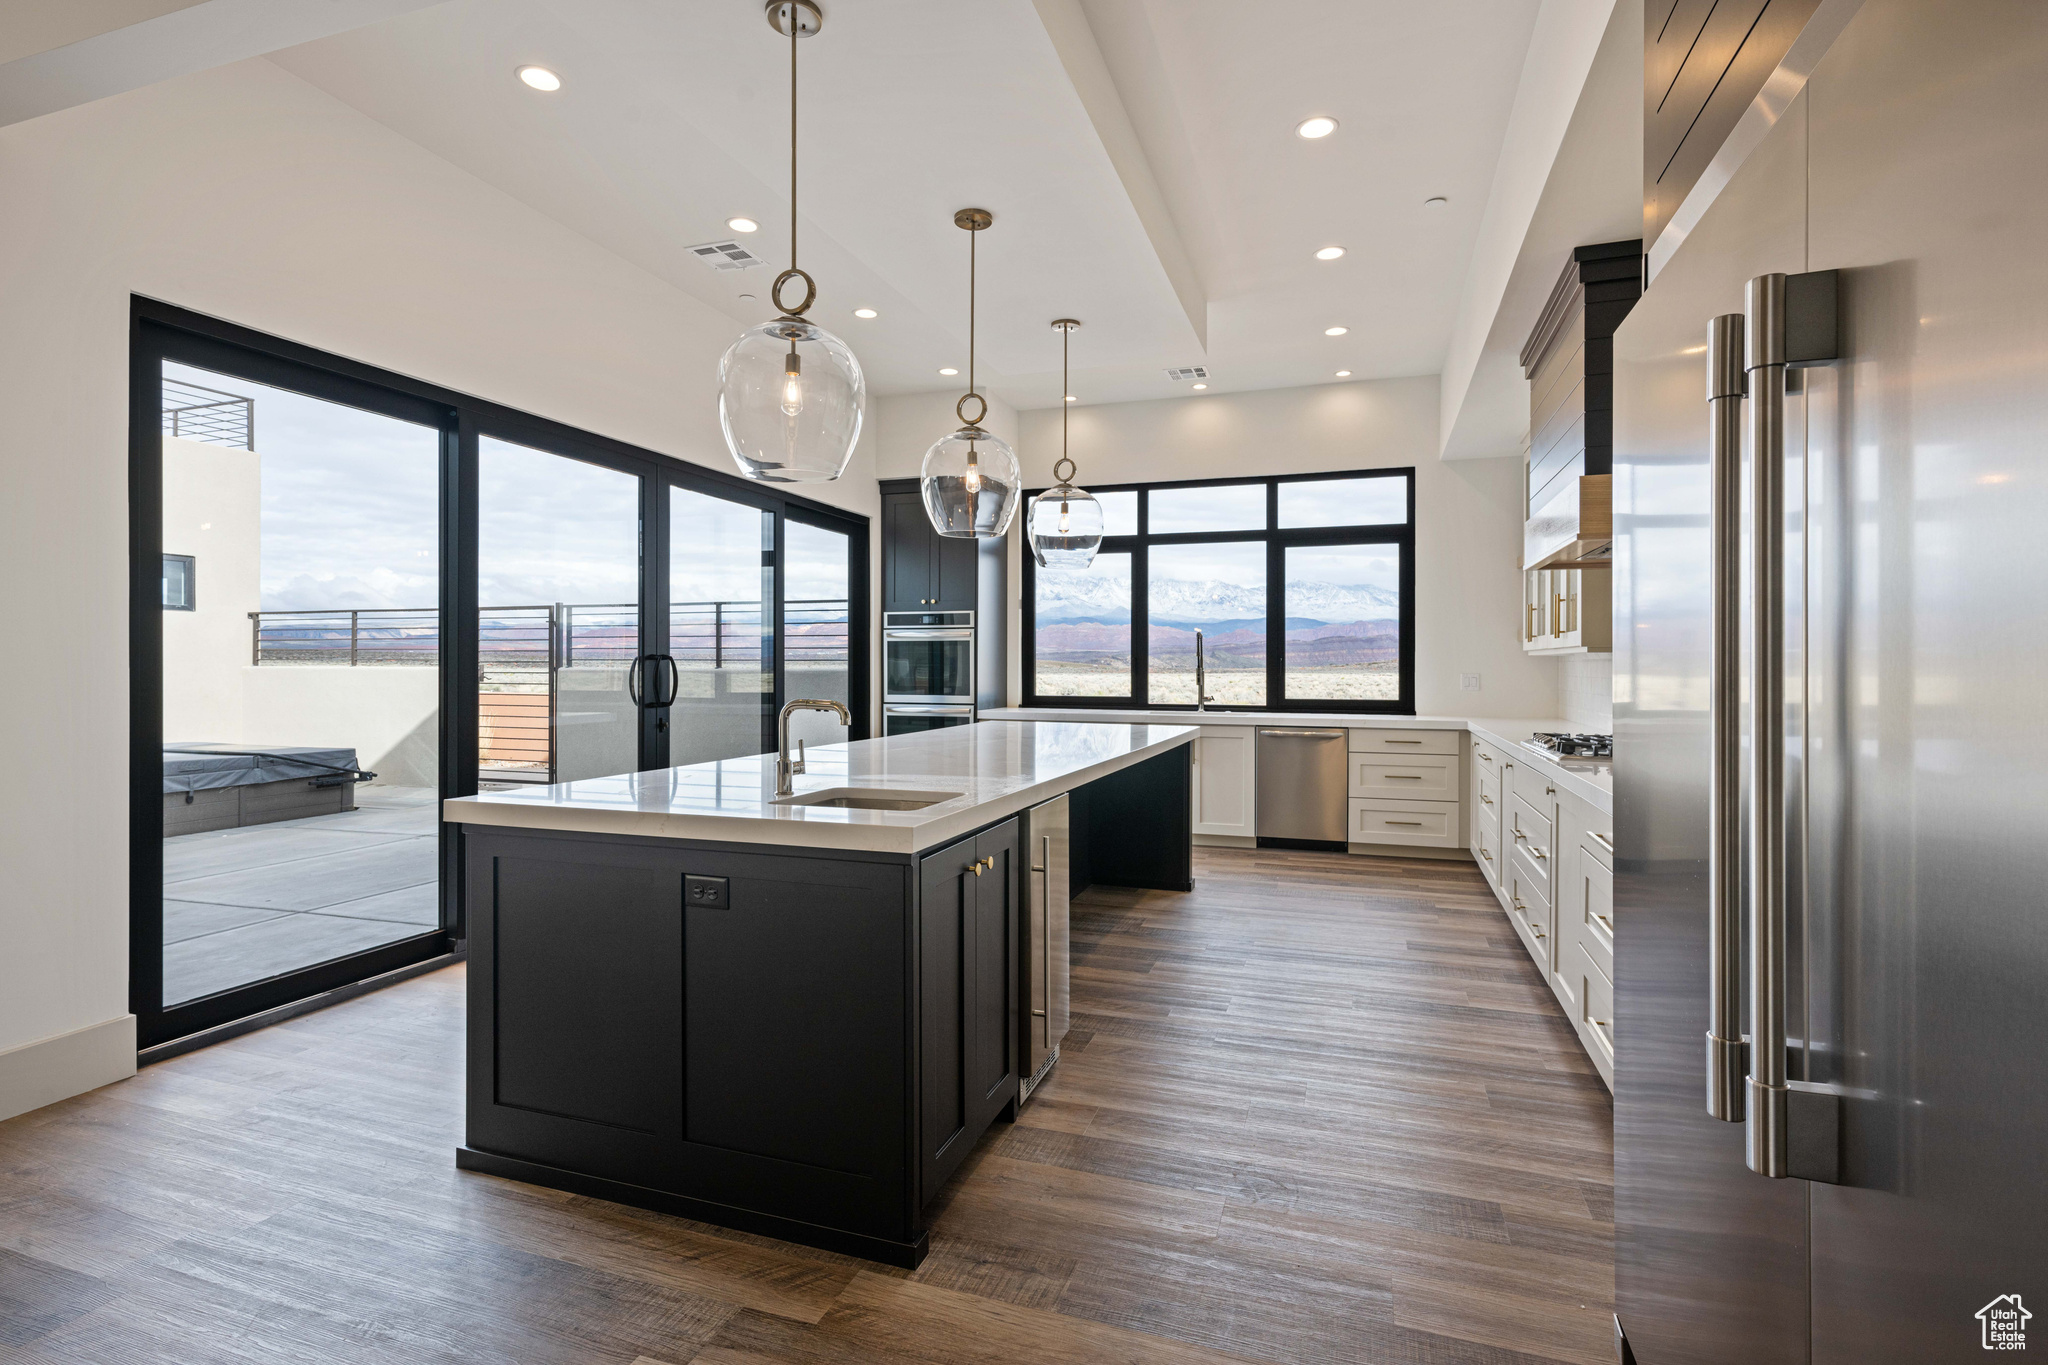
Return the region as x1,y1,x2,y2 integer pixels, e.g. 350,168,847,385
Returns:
771,787,960,811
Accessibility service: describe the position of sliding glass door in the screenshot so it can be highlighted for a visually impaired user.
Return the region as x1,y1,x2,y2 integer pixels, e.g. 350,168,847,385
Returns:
132,301,867,1054
477,436,644,786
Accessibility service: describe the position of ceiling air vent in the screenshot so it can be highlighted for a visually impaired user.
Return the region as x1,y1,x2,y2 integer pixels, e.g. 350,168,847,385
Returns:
688,240,768,271
1165,366,1209,382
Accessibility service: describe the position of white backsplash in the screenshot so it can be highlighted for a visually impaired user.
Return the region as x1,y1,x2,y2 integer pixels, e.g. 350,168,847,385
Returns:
1559,654,1613,732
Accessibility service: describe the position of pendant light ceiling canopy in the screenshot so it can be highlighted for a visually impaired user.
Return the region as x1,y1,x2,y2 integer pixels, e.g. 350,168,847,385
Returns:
719,0,865,484
1027,319,1103,570
920,208,1021,539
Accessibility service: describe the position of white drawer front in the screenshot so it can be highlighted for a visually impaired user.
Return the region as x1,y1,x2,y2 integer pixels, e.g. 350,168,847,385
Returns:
1507,791,1555,894
1349,754,1457,801
1349,728,1460,756
1348,798,1457,848
1512,759,1564,809
1575,941,1615,1065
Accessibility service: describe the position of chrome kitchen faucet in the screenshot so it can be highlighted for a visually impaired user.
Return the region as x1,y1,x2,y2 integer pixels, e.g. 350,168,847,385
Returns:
776,698,852,796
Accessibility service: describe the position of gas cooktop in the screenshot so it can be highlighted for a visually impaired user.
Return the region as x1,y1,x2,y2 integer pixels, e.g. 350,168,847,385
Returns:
1526,732,1613,759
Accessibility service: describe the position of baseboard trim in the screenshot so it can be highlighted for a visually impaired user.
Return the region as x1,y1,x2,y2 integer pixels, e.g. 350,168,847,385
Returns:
1192,833,1256,848
0,1014,137,1122
455,1145,930,1269
1346,842,1475,862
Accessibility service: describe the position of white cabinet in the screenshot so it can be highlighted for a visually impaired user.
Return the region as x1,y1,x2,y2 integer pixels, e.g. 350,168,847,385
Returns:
1190,725,1256,842
1470,731,1614,1090
1346,728,1462,854
1523,566,1612,655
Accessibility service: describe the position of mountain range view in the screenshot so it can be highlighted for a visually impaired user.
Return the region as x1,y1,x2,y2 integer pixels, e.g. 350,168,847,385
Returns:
1037,574,1399,668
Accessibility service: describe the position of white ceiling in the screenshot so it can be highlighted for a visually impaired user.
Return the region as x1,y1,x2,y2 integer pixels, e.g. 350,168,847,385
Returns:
266,0,1545,410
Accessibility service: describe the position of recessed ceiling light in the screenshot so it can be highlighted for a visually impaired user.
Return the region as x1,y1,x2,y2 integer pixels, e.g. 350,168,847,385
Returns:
1325,326,1348,336
1296,116,1338,140
1191,383,1208,390
1315,246,1346,261
852,308,877,319
1424,196,1449,208
1335,370,1352,378
517,65,561,92
939,367,959,376
726,216,759,233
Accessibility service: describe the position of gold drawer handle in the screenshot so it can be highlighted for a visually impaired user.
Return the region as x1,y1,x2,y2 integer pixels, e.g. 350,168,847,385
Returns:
1533,928,1546,939
1479,795,1493,805
1529,848,1547,861
1512,829,1526,841
1384,774,1424,780
1589,830,1614,854
1386,739,1422,745
1385,820,1422,826
1511,896,1524,910
1592,912,1614,932
1479,849,1492,861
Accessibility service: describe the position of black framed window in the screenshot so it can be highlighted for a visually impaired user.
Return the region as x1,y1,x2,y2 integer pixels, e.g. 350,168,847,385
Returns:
1021,468,1415,714
161,554,195,609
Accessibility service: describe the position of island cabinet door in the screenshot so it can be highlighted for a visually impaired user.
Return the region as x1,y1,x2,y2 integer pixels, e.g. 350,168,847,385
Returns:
918,818,1019,1204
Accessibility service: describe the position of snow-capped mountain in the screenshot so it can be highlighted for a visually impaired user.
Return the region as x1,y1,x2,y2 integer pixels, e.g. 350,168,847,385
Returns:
1037,573,1398,625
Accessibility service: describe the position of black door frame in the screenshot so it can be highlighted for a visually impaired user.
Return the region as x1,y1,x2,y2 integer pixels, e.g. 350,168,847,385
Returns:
130,297,869,1052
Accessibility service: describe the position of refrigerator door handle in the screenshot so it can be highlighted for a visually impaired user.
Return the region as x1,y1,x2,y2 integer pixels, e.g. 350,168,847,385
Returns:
1742,271,1842,1182
1706,312,1748,1122
1745,273,1793,1176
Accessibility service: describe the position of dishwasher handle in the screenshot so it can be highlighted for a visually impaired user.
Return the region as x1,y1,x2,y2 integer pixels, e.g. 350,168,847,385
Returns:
1257,728,1347,739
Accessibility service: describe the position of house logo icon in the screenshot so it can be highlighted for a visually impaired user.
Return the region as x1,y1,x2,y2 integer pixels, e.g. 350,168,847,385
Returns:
1978,1294,2030,1350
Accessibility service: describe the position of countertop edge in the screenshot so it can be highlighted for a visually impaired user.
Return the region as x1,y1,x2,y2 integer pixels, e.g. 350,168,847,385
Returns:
984,709,1614,819
445,724,1198,854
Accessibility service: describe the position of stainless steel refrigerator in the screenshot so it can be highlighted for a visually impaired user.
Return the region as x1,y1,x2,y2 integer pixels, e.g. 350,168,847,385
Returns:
1612,3,2048,1361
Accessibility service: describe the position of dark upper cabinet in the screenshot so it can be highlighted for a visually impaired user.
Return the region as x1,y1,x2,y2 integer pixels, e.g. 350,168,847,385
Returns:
918,817,1017,1203
881,482,978,612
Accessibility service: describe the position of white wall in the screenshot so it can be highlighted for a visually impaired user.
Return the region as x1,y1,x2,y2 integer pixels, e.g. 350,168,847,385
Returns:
1012,378,1558,718
0,57,879,1115
160,435,259,742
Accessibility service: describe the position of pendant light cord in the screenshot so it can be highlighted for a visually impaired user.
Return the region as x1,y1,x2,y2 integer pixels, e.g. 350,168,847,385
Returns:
967,226,977,402
789,10,798,274
1061,323,1068,464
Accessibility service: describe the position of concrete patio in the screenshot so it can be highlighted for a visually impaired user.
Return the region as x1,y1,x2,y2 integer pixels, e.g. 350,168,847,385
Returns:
161,784,440,1005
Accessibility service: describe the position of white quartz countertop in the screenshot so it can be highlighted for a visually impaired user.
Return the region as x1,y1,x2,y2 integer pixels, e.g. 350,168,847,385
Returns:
982,708,1612,817
443,720,1197,855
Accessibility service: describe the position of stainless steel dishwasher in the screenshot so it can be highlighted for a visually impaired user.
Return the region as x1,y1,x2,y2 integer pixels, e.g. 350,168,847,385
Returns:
1020,793,1070,1103
1255,728,1349,844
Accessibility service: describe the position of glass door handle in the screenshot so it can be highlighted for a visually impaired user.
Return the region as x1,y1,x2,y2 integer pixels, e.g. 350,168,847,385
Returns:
652,654,679,707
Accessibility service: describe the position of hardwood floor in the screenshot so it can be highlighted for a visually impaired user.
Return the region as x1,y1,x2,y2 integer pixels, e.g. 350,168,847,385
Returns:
0,846,1613,1365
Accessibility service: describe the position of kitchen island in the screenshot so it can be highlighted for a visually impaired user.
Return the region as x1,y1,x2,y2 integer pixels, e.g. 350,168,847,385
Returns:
442,720,1195,1268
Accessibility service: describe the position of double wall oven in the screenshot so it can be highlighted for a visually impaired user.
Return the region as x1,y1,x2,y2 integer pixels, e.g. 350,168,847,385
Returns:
883,611,975,735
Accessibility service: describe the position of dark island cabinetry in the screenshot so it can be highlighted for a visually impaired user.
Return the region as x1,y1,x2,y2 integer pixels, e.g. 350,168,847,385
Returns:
458,819,1018,1267
918,820,1017,1200
453,740,1193,1269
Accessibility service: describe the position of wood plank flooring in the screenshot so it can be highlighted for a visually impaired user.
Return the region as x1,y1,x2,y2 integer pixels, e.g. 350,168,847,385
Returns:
0,846,1613,1365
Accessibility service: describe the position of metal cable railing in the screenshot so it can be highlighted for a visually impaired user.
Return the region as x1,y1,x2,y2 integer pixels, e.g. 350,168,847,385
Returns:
248,600,849,666
246,599,851,785
163,377,254,449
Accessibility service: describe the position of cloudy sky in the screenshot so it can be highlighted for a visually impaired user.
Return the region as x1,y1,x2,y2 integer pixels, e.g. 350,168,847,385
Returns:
166,362,847,616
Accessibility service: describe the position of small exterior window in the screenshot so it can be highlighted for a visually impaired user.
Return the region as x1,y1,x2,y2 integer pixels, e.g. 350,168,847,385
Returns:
162,554,195,610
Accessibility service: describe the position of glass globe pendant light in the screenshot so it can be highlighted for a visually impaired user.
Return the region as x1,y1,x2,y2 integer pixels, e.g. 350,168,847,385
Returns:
920,209,1021,538
1027,319,1104,569
718,0,865,483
